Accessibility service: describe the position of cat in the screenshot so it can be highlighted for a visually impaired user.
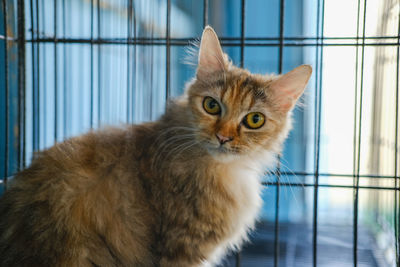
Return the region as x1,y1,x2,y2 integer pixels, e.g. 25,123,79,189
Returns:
0,26,311,267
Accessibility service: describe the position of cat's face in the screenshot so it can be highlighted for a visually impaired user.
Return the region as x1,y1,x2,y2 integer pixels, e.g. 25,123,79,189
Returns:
188,71,282,158
186,27,312,161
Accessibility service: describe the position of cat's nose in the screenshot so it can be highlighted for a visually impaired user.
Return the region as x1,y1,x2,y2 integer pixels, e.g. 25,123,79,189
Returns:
216,133,233,145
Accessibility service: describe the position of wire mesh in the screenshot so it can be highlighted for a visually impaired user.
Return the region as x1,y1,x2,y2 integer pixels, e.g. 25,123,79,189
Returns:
0,0,400,266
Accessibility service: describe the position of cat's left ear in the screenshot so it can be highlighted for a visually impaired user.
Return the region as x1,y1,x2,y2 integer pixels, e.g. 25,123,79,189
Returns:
197,26,226,79
269,65,312,112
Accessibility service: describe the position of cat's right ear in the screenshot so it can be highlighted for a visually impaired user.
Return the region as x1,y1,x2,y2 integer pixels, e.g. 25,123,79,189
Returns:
197,26,226,79
269,65,312,112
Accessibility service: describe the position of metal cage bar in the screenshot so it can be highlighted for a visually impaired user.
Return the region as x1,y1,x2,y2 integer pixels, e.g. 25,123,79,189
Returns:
35,0,39,150
89,0,94,128
394,2,400,264
126,0,133,123
165,0,171,102
54,0,58,142
312,0,324,265
29,0,39,152
17,0,25,170
2,0,9,189
274,0,285,266
40,0,47,147
203,0,208,28
235,1,246,266
22,36,400,47
61,0,66,138
353,0,367,265
96,0,101,127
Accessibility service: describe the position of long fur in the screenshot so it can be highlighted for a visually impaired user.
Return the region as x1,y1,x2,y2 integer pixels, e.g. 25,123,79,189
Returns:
0,27,309,267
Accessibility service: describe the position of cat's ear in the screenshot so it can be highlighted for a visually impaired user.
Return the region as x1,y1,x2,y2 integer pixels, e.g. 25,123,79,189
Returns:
269,65,312,112
197,26,226,79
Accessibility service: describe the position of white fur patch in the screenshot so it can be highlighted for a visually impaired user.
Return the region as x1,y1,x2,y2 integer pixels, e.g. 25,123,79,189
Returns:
206,149,277,266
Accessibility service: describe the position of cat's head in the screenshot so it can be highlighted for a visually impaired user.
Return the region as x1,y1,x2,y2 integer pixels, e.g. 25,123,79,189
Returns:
185,26,312,161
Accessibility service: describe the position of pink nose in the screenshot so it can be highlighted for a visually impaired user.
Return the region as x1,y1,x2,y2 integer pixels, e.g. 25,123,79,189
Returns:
216,133,233,145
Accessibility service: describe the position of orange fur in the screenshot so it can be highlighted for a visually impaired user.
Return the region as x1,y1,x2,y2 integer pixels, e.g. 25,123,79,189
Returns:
0,26,311,267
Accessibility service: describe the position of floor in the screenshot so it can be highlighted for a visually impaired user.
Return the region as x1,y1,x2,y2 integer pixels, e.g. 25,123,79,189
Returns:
220,222,387,267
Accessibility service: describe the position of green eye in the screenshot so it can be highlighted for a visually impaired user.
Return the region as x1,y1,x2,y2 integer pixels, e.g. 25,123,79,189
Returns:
243,112,265,129
203,97,221,115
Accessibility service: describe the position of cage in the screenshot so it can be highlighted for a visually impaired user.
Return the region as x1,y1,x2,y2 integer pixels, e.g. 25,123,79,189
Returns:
0,0,399,266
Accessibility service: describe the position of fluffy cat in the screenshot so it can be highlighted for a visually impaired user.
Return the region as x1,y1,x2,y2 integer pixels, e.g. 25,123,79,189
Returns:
0,26,311,267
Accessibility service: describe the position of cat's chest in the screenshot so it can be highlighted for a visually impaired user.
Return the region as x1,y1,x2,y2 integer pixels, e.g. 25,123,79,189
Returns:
215,164,263,245
202,164,263,265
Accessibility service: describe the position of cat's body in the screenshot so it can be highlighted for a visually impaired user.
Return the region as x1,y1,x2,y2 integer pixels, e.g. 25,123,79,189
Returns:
0,27,311,267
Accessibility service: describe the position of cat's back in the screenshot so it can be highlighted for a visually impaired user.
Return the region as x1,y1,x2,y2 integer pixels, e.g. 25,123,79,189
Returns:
5,125,140,204
0,125,156,267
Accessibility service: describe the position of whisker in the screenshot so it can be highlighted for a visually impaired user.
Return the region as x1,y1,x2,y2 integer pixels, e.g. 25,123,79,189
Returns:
153,126,196,145
279,158,306,189
169,140,202,164
161,140,199,170
152,133,198,171
153,139,193,169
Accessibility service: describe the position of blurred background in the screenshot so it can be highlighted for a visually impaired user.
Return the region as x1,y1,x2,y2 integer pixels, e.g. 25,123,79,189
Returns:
0,0,399,266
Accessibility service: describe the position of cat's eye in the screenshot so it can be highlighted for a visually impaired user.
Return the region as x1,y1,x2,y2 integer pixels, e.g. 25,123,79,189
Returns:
203,96,221,115
243,112,265,129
